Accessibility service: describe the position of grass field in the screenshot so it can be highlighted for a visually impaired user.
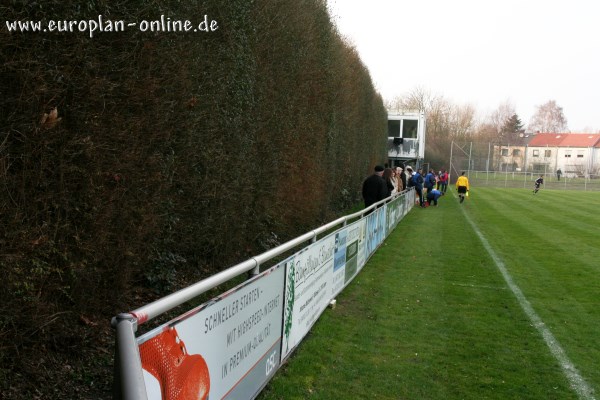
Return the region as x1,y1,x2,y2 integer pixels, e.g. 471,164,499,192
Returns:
259,187,600,399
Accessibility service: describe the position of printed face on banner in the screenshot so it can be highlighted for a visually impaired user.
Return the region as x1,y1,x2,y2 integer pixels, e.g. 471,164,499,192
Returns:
137,265,285,400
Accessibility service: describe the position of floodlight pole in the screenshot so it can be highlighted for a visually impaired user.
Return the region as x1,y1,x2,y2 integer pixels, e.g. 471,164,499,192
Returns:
486,142,491,184
449,140,454,182
468,142,473,177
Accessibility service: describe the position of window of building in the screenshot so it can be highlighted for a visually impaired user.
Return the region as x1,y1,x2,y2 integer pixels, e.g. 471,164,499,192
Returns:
532,149,539,157
501,148,508,156
387,120,400,137
388,118,419,139
402,119,418,139
513,149,521,156
544,150,551,158
532,163,548,172
565,150,572,158
577,151,584,158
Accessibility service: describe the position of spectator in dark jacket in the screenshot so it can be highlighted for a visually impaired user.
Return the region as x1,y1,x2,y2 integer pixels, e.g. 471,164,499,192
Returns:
412,168,425,207
362,165,388,208
424,169,436,194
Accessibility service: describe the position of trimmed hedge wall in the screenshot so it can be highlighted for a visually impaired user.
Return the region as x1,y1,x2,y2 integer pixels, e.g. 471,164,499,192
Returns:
1,1,386,397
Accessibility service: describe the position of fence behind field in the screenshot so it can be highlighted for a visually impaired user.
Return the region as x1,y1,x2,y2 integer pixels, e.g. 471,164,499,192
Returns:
467,170,600,191
448,140,600,191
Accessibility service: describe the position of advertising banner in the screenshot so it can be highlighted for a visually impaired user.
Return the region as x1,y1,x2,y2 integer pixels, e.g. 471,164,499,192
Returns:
387,194,405,231
343,219,362,284
114,188,418,400
331,228,348,298
356,218,366,271
329,219,363,298
365,206,386,260
281,234,335,359
136,265,285,400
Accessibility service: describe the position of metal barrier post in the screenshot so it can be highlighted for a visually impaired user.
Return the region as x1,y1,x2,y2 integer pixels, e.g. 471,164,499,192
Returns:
112,313,148,400
249,264,260,277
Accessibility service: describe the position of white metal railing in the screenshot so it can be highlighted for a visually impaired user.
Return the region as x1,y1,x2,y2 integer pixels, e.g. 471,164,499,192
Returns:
112,189,415,399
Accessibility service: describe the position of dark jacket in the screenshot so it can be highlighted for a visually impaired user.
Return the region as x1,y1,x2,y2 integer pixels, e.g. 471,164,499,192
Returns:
412,172,424,190
424,172,435,189
385,179,394,198
362,174,387,207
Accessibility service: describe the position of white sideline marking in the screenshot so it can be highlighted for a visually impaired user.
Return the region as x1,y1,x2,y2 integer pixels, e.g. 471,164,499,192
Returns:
450,282,507,291
459,207,596,400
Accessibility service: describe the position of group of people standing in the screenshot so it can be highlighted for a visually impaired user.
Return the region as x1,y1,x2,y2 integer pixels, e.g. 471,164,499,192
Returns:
405,167,451,207
362,165,407,208
362,165,457,208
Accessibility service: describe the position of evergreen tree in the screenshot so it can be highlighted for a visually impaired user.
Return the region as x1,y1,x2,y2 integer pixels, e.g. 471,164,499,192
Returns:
500,114,524,142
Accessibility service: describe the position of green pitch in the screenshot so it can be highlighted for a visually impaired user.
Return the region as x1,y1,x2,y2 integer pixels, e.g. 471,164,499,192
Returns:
260,188,599,399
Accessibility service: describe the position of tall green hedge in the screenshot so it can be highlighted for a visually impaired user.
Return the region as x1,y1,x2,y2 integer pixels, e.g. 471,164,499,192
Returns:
0,1,386,397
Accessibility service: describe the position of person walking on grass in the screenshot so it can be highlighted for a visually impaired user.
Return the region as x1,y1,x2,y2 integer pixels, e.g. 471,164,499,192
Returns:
533,174,544,194
456,171,470,203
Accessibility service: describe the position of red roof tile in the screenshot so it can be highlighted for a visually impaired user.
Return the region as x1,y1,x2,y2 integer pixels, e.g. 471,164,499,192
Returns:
528,133,600,147
527,133,567,146
560,134,600,147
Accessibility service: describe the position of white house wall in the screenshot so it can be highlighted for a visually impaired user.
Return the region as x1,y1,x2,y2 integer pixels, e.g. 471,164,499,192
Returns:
524,146,599,176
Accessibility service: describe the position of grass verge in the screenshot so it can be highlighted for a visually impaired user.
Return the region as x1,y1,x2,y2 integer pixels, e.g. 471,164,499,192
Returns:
259,187,599,399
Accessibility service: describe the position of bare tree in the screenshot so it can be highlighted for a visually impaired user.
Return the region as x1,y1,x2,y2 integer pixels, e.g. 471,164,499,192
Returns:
389,87,476,140
387,86,438,112
487,100,516,140
388,87,477,166
474,122,498,142
528,100,568,133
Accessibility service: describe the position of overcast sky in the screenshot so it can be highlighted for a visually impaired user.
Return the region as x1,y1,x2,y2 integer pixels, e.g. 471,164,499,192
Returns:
327,0,600,132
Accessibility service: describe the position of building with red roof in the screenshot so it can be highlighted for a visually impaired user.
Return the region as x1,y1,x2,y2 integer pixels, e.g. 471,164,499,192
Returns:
494,133,532,172
524,133,600,177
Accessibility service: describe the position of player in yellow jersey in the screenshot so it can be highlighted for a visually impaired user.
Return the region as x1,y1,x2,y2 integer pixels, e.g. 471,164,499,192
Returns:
455,171,470,203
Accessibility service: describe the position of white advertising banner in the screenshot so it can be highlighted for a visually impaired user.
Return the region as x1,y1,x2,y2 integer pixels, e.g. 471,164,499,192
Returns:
356,218,367,271
387,194,406,231
281,234,335,359
136,265,285,400
122,192,415,400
